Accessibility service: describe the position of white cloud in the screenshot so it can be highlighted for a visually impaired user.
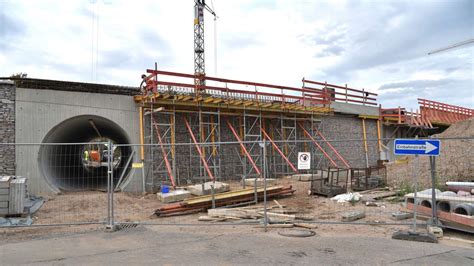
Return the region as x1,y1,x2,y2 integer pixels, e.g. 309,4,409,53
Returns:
0,0,472,110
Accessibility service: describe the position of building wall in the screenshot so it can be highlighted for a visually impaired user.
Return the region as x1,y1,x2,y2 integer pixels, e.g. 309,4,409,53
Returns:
0,81,16,175
321,115,379,168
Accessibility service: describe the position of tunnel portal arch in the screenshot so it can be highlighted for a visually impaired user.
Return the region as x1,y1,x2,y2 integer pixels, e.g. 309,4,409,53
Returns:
38,115,133,191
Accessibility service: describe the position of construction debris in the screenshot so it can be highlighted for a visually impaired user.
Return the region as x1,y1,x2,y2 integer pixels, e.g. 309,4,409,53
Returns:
359,188,398,202
157,189,191,203
341,211,366,222
331,192,361,203
428,226,443,238
294,223,319,229
391,211,413,220
186,181,230,196
155,185,295,217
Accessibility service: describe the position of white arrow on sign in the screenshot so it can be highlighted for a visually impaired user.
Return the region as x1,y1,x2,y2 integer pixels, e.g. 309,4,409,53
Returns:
395,141,438,154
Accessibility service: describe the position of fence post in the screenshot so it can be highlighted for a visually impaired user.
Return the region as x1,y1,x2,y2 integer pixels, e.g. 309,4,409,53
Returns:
412,154,419,233
106,140,115,230
429,156,440,226
261,140,268,232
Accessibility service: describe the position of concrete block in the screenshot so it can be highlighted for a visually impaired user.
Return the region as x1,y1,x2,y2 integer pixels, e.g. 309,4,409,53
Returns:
428,226,443,238
244,178,277,187
341,211,366,222
157,189,191,203
391,211,413,220
187,182,230,196
392,231,438,243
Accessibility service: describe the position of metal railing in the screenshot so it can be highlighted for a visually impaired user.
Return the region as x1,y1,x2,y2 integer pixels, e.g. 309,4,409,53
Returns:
302,78,378,106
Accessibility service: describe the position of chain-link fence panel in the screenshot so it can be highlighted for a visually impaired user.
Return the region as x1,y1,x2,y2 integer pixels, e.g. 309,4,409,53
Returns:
1,143,111,227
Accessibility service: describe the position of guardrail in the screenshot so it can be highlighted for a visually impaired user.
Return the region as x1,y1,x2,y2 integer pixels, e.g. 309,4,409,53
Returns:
418,98,474,124
143,69,331,106
302,78,378,106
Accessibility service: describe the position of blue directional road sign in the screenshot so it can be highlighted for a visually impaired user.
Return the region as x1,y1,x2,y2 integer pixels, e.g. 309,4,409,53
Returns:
394,139,440,156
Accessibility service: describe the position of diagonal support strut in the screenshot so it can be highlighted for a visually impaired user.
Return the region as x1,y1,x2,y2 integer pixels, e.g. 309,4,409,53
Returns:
226,119,262,176
260,126,298,173
183,116,216,181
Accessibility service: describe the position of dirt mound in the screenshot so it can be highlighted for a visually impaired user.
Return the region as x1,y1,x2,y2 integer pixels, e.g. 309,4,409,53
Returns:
434,117,474,138
387,118,474,188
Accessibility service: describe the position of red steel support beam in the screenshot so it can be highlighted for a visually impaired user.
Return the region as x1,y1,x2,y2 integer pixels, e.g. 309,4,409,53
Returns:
226,120,262,176
314,129,351,169
151,115,176,188
260,127,298,173
298,122,339,168
183,116,216,181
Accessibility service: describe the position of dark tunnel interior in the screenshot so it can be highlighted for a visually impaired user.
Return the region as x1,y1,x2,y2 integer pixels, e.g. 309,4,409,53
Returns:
39,115,133,191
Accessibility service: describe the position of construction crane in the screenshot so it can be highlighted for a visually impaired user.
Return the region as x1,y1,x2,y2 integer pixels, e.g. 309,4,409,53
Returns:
428,38,474,55
194,0,216,87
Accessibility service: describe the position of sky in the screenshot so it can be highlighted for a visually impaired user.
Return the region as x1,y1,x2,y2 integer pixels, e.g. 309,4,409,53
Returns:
0,0,472,109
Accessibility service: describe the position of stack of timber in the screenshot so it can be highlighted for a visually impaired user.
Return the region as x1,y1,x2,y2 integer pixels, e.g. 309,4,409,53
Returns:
199,204,316,228
155,185,295,217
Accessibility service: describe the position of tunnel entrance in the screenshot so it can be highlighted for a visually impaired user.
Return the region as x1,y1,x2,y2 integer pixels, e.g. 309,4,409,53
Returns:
39,115,133,191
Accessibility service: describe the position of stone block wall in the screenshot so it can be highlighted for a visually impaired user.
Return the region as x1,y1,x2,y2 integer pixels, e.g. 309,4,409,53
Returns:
0,81,15,175
321,115,379,168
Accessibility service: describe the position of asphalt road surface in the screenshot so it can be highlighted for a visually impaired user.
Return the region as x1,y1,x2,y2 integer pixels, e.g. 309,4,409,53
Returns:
1,225,473,265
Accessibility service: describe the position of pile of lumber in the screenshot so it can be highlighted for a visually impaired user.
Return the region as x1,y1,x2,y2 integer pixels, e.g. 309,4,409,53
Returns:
198,202,316,228
155,185,295,217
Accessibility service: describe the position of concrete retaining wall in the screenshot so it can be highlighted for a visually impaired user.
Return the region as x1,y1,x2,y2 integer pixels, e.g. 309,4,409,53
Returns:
15,87,141,195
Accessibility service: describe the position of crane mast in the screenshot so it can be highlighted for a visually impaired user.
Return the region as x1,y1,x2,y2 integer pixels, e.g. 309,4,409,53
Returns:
194,0,216,87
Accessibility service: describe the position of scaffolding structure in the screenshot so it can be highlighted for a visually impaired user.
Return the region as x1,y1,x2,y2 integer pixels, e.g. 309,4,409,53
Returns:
137,68,364,187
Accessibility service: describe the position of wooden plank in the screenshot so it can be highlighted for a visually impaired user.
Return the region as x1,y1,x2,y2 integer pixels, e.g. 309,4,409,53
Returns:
294,223,319,229
184,186,285,205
